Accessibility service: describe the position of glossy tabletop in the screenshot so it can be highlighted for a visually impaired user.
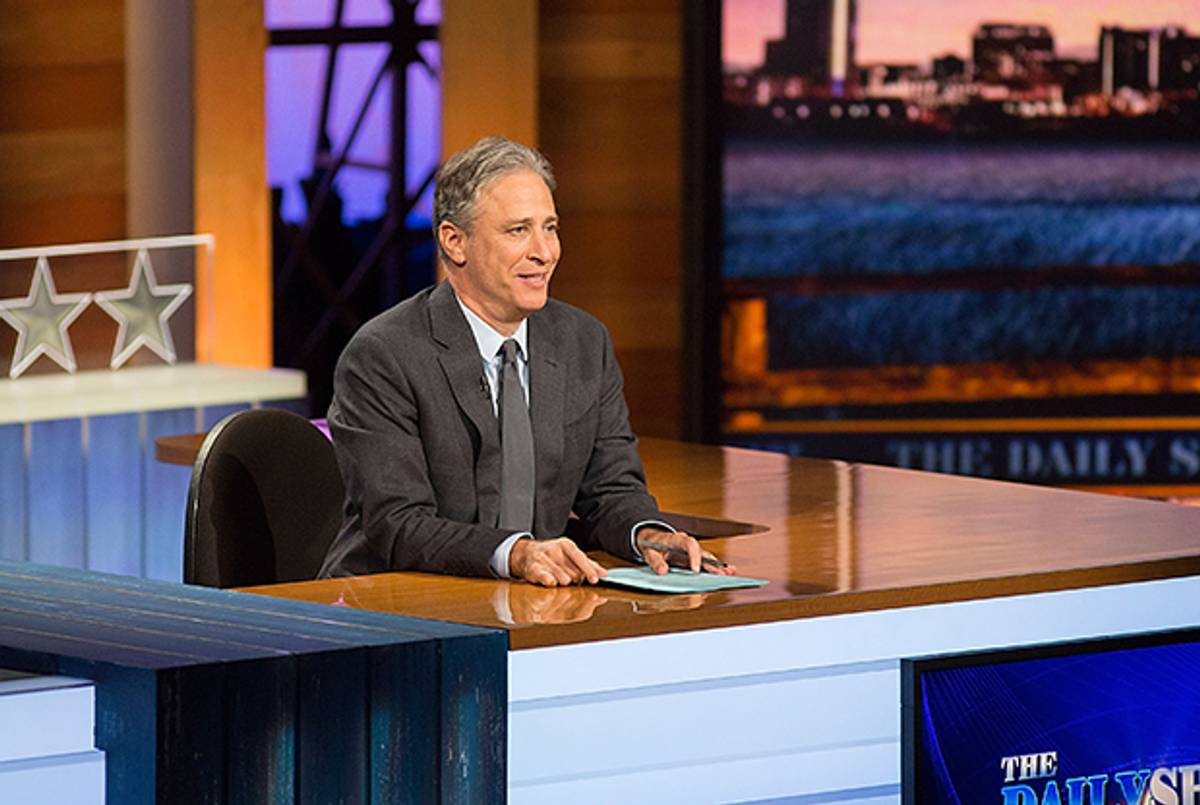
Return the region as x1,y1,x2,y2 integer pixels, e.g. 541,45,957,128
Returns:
242,438,1200,650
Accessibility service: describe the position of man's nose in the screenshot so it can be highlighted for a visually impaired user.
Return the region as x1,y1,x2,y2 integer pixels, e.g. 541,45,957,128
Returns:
528,229,554,264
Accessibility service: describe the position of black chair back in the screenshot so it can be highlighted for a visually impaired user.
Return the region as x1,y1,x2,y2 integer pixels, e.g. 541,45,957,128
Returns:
184,409,344,587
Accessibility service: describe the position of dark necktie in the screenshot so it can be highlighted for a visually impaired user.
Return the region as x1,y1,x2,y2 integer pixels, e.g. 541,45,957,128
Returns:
498,339,535,531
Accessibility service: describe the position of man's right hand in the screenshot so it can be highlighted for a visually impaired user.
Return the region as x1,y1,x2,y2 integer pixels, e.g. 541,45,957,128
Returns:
510,537,607,587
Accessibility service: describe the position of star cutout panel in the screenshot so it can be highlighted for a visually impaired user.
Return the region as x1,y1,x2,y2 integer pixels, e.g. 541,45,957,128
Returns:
0,256,93,379
93,249,194,369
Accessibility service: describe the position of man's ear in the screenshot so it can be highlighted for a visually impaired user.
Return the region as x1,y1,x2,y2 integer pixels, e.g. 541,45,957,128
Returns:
438,221,468,267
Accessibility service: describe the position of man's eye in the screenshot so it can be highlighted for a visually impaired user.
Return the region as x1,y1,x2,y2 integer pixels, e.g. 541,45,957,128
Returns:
509,225,527,235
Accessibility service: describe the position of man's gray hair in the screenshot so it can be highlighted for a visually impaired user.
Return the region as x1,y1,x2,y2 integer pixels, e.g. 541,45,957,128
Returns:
433,136,556,259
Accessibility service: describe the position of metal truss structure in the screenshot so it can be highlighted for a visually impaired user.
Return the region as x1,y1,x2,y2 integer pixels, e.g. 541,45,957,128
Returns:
269,0,439,412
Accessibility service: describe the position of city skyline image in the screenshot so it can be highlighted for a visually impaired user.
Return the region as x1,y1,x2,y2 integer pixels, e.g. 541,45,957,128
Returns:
725,0,1200,69
722,0,1200,140
718,0,1200,446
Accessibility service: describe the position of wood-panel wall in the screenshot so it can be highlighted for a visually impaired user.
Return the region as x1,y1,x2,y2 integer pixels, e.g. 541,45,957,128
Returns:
0,2,270,367
2,2,687,400
441,0,538,157
538,0,684,439
0,0,126,247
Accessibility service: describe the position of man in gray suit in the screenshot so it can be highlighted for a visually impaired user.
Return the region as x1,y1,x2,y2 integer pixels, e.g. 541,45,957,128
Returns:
319,137,731,586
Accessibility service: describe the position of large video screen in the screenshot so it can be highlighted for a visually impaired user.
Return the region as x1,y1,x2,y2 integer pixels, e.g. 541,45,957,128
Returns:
719,1,1200,485
904,629,1200,805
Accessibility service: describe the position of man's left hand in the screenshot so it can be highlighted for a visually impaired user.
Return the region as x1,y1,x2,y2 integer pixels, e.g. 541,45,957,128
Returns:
635,528,737,576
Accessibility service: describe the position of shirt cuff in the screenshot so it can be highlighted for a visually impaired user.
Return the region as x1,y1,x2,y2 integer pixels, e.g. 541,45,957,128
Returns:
490,532,532,579
630,520,676,560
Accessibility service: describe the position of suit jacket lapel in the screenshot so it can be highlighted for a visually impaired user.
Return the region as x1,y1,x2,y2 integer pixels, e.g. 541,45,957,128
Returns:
429,282,502,526
528,310,564,534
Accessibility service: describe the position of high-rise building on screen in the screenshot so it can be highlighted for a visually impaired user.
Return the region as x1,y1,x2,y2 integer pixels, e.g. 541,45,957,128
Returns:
1157,27,1200,91
1101,27,1151,94
1100,25,1200,95
761,0,857,96
972,24,1055,86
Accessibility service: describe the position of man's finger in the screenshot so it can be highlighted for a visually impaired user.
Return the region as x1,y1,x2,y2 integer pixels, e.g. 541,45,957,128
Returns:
644,547,670,576
548,539,602,585
699,550,733,575
529,565,558,587
561,542,606,584
564,553,597,585
546,555,575,586
554,546,586,584
523,540,573,586
655,534,701,572
670,532,703,572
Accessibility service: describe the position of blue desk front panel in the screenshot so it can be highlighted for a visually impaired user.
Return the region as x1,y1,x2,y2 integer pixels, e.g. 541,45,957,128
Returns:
141,407,195,581
28,419,85,568
0,423,24,561
85,413,142,576
0,396,304,582
200,402,248,431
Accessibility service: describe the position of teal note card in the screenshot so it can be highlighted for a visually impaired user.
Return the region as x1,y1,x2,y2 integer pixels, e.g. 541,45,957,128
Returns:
600,567,768,594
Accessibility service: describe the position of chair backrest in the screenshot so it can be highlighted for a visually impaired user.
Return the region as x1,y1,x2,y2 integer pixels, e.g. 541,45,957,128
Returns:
184,408,344,588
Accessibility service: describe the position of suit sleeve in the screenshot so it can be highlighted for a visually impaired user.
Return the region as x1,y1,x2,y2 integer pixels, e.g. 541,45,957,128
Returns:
569,325,664,561
328,330,510,577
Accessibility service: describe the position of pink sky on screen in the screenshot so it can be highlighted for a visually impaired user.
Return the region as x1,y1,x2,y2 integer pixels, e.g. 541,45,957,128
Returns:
724,0,1200,69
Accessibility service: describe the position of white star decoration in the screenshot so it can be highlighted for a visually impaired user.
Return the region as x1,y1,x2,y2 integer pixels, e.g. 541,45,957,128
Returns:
0,257,92,379
94,249,193,369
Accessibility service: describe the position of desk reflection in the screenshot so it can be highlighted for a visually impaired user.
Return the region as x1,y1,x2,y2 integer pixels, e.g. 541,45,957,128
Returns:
493,583,609,625
492,584,707,625
313,571,712,629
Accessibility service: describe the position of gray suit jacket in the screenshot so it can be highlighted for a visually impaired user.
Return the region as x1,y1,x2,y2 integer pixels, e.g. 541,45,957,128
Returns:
318,281,664,578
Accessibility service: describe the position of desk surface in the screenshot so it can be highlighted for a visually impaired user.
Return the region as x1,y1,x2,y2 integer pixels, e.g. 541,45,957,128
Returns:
242,438,1200,650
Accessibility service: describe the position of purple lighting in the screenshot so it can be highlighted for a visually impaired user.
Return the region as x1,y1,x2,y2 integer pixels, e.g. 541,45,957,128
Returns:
265,0,442,224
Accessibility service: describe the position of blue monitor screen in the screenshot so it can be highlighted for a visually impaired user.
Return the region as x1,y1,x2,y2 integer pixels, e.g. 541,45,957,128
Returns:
906,632,1200,805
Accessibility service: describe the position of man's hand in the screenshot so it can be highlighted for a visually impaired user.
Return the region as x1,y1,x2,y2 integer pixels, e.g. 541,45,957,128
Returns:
510,537,607,587
636,528,737,576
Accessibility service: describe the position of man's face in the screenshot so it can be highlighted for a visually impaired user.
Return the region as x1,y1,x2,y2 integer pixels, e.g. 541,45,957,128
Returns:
442,169,560,335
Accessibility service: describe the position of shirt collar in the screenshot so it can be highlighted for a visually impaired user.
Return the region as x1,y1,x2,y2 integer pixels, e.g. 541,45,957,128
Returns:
454,291,529,362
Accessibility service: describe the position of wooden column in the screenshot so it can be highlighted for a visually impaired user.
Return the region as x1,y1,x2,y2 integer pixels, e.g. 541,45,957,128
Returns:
193,0,271,367
126,0,193,240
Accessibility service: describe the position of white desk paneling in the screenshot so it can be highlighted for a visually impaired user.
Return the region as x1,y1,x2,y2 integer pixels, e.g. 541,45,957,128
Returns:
0,751,105,805
0,672,103,805
509,576,1200,804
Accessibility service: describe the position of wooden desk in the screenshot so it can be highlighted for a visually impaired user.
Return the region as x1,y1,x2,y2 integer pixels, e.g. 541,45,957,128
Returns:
239,439,1200,804
154,432,205,465
244,438,1200,649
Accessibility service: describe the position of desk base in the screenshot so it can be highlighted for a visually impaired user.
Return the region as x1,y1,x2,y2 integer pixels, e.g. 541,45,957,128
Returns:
508,576,1200,804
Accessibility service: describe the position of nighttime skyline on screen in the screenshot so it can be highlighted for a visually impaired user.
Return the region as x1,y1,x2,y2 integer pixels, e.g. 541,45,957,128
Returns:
721,0,1200,131
725,0,1200,68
